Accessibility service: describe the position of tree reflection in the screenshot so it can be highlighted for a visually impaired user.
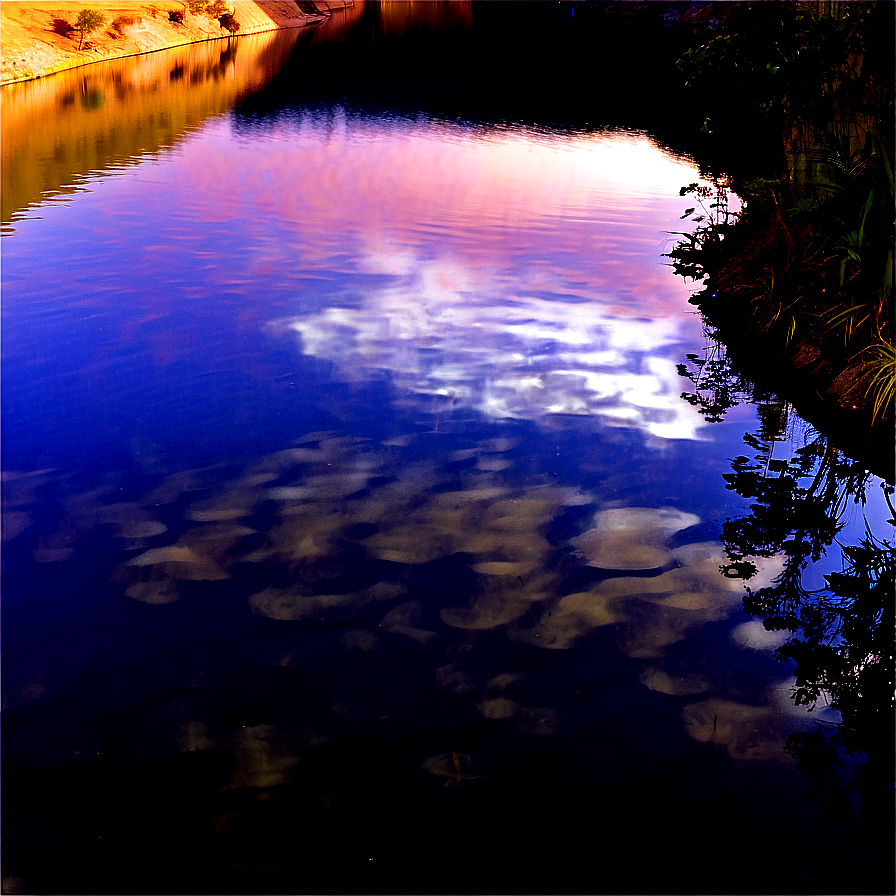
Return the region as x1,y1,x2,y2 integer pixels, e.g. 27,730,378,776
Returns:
721,433,894,739
677,321,771,425
679,335,895,870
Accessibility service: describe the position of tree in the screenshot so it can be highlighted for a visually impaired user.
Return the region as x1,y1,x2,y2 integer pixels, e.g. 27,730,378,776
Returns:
219,12,241,34
75,9,106,50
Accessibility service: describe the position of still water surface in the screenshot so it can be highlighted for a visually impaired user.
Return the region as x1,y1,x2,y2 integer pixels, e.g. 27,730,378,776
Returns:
1,8,890,894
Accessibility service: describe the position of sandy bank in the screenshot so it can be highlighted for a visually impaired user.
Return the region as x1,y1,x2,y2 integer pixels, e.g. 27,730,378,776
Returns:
0,1,353,85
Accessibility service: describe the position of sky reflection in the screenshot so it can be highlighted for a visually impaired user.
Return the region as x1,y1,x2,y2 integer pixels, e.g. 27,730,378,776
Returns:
201,115,716,439
3,114,719,455
3,12,889,892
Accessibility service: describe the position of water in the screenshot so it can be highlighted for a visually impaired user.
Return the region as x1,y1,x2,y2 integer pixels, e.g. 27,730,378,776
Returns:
2,6,892,894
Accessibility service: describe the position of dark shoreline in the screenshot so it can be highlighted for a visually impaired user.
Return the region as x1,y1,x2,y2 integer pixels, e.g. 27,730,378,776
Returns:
693,290,895,483
658,1,895,482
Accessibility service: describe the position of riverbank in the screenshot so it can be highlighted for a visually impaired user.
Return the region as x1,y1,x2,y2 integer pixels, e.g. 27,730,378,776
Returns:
668,2,894,482
693,290,895,483
0,1,353,85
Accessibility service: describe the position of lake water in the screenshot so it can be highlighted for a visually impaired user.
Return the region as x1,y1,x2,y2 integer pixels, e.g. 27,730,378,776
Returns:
2,5,892,894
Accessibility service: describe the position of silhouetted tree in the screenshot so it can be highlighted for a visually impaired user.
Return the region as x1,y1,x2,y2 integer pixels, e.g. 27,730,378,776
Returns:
219,12,241,34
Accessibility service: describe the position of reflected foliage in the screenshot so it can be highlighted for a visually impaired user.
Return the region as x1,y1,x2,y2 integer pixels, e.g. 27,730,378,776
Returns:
676,320,794,437
668,3,894,768
231,3,702,141
717,399,894,739
1,30,301,228
679,313,894,879
720,421,894,831
677,337,766,426
669,8,894,803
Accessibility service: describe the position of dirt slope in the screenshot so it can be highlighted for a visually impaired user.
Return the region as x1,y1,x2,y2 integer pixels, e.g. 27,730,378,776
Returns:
1,1,350,84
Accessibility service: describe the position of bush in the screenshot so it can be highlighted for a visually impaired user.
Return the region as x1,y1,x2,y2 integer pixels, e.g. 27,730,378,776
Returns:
168,9,186,24
219,12,240,34
186,1,208,12
111,15,136,32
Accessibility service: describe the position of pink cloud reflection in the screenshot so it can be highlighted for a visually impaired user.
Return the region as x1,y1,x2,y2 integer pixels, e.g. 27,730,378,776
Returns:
154,116,721,439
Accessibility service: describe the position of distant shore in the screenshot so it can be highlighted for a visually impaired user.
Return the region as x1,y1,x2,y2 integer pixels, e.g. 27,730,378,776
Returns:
0,1,354,85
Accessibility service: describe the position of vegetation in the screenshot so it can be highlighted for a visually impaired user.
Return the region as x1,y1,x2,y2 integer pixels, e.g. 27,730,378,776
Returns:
74,9,106,50
668,2,894,433
206,1,232,19
111,15,137,34
219,13,241,35
186,1,238,32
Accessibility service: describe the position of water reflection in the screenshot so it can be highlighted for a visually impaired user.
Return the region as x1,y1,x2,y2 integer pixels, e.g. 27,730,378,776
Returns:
1,28,303,228
3,6,890,893
2,110,720,470
244,118,716,440
678,317,895,884
721,423,895,745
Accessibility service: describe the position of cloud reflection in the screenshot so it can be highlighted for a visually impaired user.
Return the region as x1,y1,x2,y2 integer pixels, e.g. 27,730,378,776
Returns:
681,697,800,764
513,507,783,662
5,421,796,754
191,122,719,441
286,260,708,439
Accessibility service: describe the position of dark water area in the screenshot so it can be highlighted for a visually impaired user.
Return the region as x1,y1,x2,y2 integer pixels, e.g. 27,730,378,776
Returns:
234,4,680,128
2,4,893,895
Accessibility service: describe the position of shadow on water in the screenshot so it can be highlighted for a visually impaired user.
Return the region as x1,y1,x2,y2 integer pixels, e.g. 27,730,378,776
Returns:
231,1,699,145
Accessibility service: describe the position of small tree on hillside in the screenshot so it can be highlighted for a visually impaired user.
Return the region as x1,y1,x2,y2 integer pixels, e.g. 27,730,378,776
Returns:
75,9,106,50
219,12,241,34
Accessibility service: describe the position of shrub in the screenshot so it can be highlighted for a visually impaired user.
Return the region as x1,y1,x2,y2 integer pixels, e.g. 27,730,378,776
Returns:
168,9,186,24
111,15,136,32
219,12,240,34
